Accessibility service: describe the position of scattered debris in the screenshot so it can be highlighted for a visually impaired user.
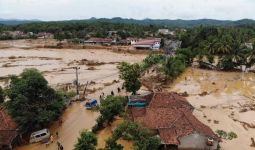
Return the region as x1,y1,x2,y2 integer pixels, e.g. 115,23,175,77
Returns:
214,120,219,124
87,67,97,70
199,91,208,96
8,56,16,59
251,138,255,147
179,91,189,97
200,105,206,109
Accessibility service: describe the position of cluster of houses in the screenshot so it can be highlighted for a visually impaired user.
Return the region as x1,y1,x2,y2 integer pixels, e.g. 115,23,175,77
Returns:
128,92,220,150
83,37,162,50
0,31,53,40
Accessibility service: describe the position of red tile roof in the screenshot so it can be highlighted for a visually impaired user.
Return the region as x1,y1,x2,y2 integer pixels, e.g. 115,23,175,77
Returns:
0,109,18,145
129,92,218,145
158,110,218,145
148,92,194,111
0,109,17,130
0,130,17,146
133,40,158,46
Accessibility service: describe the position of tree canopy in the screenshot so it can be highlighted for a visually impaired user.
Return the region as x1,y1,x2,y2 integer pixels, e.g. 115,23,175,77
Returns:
118,62,142,95
105,121,161,150
5,68,64,132
179,26,255,70
92,96,126,132
74,130,97,150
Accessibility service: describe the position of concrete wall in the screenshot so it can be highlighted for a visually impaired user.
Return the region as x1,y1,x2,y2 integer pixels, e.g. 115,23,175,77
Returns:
178,133,218,150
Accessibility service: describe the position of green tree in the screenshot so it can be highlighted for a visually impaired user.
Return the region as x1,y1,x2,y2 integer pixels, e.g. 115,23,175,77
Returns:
92,96,126,132
0,86,4,103
6,68,64,132
100,96,125,122
141,54,165,71
74,130,97,150
105,121,161,150
118,62,141,95
162,57,186,80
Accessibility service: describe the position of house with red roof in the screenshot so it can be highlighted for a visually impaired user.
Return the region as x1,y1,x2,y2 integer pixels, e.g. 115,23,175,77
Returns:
132,38,161,50
129,92,220,150
0,109,19,150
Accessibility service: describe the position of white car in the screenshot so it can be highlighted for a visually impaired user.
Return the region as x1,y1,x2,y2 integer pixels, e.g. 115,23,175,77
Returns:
29,128,50,143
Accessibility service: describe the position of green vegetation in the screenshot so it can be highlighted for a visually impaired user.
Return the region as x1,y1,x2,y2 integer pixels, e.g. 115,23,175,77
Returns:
74,130,97,150
227,131,238,140
105,121,161,150
0,86,5,103
0,21,160,40
140,53,166,71
92,96,126,132
216,130,238,140
180,26,255,70
118,62,142,95
162,56,186,80
5,68,65,132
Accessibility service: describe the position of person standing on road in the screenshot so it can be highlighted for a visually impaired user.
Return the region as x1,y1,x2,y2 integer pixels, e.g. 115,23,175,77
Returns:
60,144,64,150
56,131,59,138
50,135,54,143
57,141,61,150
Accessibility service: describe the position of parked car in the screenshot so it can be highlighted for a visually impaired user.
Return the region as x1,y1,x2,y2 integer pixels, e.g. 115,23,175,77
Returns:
85,99,98,109
29,129,50,143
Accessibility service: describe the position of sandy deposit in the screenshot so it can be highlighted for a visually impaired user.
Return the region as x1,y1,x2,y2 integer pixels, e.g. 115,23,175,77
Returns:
0,47,146,87
167,68,255,150
0,42,146,150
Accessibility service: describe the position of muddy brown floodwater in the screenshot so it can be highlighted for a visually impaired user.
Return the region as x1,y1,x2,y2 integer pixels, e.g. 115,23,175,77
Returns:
0,46,146,150
167,67,255,150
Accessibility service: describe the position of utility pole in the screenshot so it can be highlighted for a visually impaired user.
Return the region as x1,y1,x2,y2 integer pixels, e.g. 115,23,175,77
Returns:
73,67,80,99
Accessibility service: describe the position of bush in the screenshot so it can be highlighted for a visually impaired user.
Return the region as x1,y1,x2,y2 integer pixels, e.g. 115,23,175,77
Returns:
216,130,238,140
227,131,238,140
74,130,97,150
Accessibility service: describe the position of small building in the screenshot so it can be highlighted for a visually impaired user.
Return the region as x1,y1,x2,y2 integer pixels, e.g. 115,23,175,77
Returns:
127,37,139,45
37,32,54,39
129,92,219,150
158,29,175,36
132,38,161,50
0,109,19,150
84,38,113,46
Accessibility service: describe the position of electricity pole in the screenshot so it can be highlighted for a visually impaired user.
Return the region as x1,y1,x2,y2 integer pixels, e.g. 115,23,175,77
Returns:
73,67,80,99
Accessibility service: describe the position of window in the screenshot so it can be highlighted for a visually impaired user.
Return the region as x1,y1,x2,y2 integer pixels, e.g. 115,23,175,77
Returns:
41,133,47,137
35,135,41,138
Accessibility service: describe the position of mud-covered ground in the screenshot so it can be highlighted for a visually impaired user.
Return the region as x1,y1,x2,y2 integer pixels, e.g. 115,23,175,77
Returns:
0,41,146,150
167,68,255,150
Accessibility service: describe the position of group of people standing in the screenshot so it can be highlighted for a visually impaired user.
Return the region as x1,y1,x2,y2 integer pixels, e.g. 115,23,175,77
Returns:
99,85,123,102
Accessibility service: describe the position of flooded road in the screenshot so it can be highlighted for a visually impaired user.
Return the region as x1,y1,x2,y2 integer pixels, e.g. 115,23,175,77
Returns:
0,46,146,150
167,68,255,150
